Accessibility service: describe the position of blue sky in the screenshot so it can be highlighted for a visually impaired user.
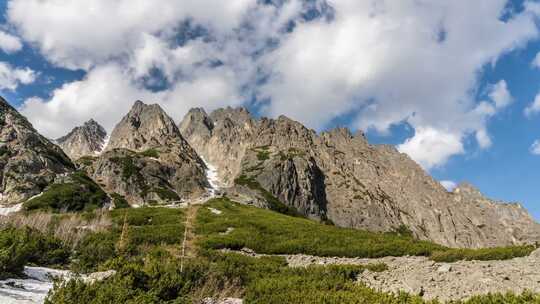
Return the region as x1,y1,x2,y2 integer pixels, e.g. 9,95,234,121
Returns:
1,0,540,219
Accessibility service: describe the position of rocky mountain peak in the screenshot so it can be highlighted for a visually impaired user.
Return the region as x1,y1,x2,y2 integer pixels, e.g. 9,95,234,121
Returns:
107,100,186,151
453,182,484,199
210,106,252,125
57,119,107,160
180,105,540,248
178,108,213,140
0,96,74,205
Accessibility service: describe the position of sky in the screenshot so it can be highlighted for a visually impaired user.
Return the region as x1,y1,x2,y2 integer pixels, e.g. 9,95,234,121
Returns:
1,0,540,219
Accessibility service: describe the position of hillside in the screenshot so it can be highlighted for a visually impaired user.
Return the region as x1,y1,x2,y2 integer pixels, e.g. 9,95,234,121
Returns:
179,107,540,248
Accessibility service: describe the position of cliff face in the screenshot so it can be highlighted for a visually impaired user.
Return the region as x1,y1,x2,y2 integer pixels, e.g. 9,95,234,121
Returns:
56,119,107,160
0,97,75,205
82,101,209,205
179,107,540,248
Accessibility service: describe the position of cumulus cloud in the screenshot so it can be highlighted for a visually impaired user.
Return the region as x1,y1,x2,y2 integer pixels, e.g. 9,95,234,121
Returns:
530,140,540,155
489,80,513,109
7,0,256,70
524,93,540,117
0,62,36,90
7,0,540,170
398,127,464,170
0,30,22,53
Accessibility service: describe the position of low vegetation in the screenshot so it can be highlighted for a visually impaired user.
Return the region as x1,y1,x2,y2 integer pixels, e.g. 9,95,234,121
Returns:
110,193,130,209
138,148,160,158
72,207,185,273
197,198,536,263
0,226,70,279
45,248,540,304
431,245,536,263
46,249,396,304
197,198,445,258
110,154,140,181
23,171,107,213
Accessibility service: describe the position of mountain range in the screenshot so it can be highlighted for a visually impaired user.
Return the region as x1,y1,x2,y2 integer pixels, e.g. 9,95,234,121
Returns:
1,96,539,248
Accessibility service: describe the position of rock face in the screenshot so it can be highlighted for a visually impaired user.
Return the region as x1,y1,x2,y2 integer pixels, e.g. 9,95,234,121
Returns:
56,119,107,160
0,97,74,205
82,101,208,205
179,107,540,248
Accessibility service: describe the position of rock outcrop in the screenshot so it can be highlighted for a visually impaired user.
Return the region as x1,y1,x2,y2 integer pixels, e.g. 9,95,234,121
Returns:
179,107,540,248
56,119,107,160
82,101,209,205
0,96,75,205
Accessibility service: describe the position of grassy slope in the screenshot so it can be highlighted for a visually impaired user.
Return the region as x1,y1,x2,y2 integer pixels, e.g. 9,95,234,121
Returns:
72,207,185,272
197,198,535,261
23,171,107,213
42,201,540,303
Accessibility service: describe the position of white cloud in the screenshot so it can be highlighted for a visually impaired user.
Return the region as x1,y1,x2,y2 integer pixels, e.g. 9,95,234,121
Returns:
530,140,540,155
533,52,540,68
524,93,540,117
7,0,540,171
440,180,457,192
488,80,513,109
0,30,22,53
0,61,36,90
7,0,256,70
398,127,464,170
260,0,539,168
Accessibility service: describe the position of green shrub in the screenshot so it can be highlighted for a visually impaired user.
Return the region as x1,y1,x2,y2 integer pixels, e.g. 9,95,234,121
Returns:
72,232,117,273
430,245,536,263
111,193,130,209
138,148,160,158
196,199,445,258
23,171,107,213
72,207,185,273
0,227,69,279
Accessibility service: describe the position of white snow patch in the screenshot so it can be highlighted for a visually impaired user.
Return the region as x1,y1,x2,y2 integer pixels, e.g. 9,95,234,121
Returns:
0,267,116,304
0,267,70,304
201,157,221,198
0,203,22,216
208,207,222,215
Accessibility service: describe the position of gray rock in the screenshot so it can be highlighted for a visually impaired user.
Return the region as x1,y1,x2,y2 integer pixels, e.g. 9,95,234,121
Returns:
85,101,209,206
0,96,75,205
437,264,452,273
179,106,540,248
56,119,107,160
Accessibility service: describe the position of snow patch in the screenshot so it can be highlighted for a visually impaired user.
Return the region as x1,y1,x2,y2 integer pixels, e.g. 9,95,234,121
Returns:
201,157,221,198
0,267,70,304
0,203,22,216
0,267,116,304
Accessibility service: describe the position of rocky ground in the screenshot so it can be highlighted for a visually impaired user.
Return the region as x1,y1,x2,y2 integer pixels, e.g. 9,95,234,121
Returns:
225,248,540,302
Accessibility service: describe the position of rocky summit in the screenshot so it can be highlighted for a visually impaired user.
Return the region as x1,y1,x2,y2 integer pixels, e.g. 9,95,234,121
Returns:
179,107,540,248
78,101,209,206
0,97,74,205
56,119,107,160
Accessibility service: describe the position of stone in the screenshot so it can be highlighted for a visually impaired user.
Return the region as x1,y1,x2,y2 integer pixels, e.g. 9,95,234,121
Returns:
56,119,107,160
0,96,75,206
81,100,209,206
